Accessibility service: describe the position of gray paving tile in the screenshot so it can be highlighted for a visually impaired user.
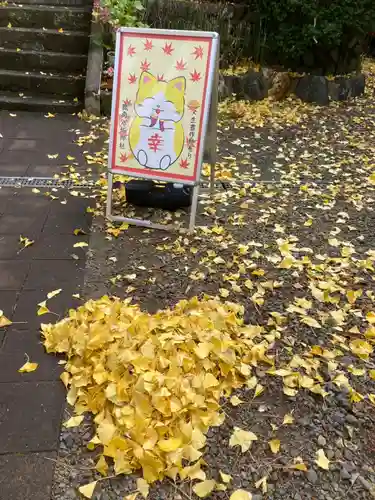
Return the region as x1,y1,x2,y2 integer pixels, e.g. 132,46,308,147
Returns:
0,291,18,319
0,164,29,176
0,381,64,453
23,260,84,290
0,261,29,290
26,164,66,177
0,452,57,500
5,192,52,214
0,213,47,235
32,234,89,260
43,210,91,234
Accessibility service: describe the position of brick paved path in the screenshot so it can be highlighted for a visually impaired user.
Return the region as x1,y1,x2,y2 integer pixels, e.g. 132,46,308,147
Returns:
0,111,93,500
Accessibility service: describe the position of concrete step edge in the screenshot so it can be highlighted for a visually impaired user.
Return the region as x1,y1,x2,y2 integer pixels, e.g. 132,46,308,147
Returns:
0,90,83,112
0,4,92,13
0,48,88,59
0,69,86,80
0,26,88,36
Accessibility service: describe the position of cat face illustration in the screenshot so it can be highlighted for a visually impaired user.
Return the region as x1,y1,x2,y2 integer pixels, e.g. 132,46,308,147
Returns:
135,72,186,124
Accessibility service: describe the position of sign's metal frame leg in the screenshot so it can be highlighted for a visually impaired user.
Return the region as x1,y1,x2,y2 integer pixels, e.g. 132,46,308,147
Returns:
106,171,114,219
188,184,200,232
209,161,215,195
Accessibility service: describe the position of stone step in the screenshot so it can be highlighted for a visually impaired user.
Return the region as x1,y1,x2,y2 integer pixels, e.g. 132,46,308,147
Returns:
0,27,89,54
0,69,85,97
0,48,88,73
10,0,92,5
0,5,92,31
0,91,83,113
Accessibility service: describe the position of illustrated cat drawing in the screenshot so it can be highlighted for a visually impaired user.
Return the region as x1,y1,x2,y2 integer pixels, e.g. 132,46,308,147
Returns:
129,71,186,171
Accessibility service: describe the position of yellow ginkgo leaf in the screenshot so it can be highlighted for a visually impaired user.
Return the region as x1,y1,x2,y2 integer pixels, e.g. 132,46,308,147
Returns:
73,228,86,236
47,288,62,299
229,427,257,453
244,279,253,290
136,478,149,498
63,415,84,428
219,471,232,483
301,316,321,328
192,480,216,498
157,437,182,452
349,339,373,360
194,342,212,359
253,383,264,398
204,373,219,389
18,361,38,373
229,489,252,500
289,462,307,471
283,386,298,397
366,311,375,324
37,301,50,316
219,288,229,298
315,449,330,470
19,235,34,248
87,435,101,451
124,495,139,500
268,439,281,454
0,310,12,327
78,481,97,499
216,483,227,492
73,242,88,248
230,395,243,406
283,413,294,424
254,475,268,493
47,154,59,159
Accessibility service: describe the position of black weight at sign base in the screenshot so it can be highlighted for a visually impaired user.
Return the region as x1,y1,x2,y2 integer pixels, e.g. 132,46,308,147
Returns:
125,180,192,211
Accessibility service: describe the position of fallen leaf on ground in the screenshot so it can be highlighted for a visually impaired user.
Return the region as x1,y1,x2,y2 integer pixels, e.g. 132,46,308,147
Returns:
192,480,216,498
268,439,281,454
229,490,253,500
136,478,149,498
0,310,12,327
78,481,97,499
254,475,268,493
18,361,38,373
37,301,50,316
283,413,294,424
47,289,62,299
315,449,330,470
19,235,34,248
63,415,84,428
229,427,258,452
219,471,232,483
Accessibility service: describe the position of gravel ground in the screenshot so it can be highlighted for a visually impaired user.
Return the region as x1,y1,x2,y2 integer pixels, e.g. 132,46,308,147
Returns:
51,61,375,500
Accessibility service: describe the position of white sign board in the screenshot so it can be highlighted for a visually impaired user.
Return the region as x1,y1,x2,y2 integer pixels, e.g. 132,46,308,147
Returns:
106,27,219,231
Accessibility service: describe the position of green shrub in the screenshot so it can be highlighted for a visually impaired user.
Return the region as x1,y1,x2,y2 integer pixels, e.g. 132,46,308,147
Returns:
255,0,375,73
101,0,146,28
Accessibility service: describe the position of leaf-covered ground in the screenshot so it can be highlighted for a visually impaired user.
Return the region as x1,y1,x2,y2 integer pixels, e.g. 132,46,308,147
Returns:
48,60,375,500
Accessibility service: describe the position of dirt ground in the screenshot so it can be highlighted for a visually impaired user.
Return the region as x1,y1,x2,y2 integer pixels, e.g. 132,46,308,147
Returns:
51,60,375,500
